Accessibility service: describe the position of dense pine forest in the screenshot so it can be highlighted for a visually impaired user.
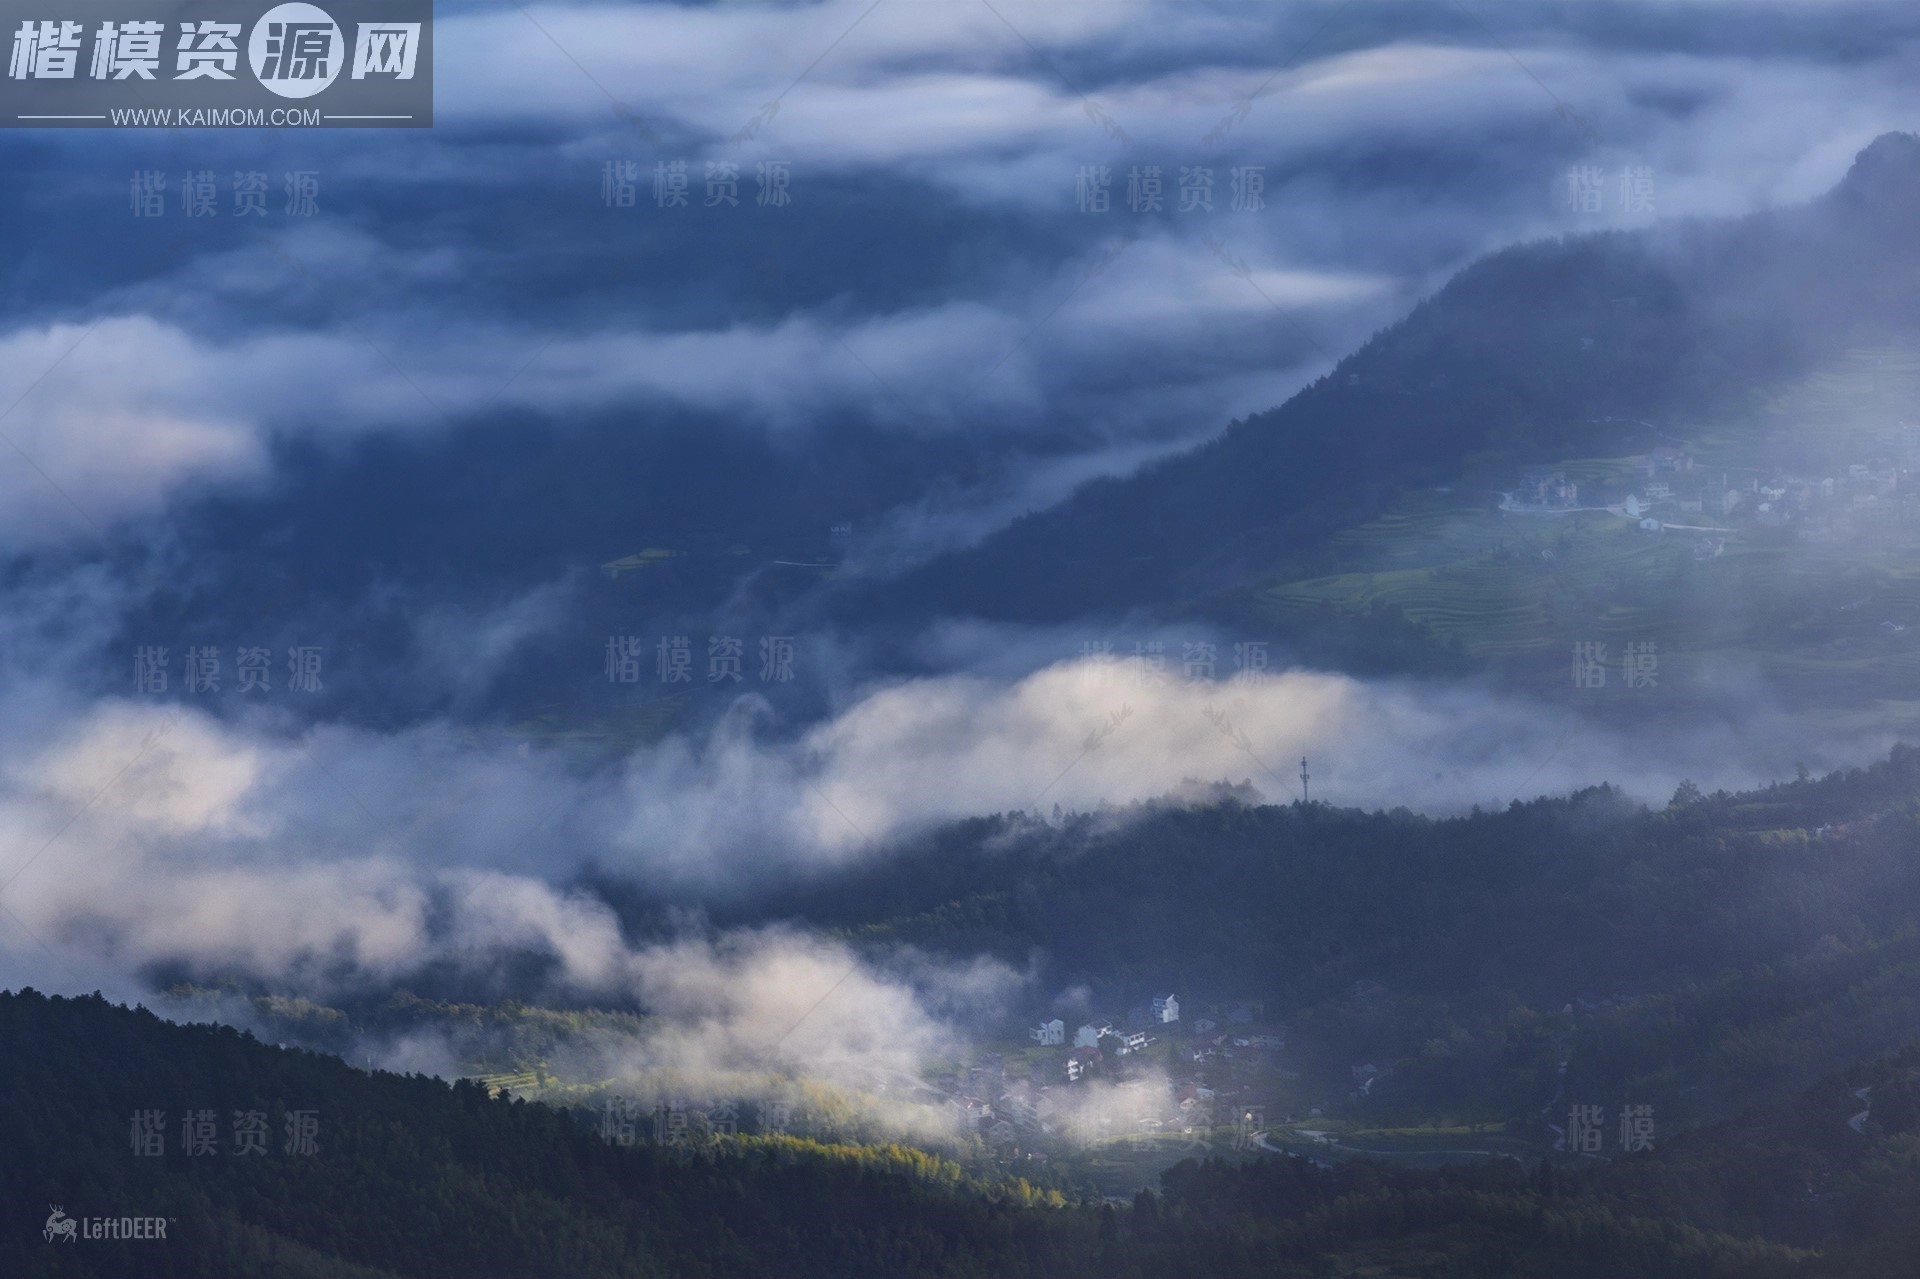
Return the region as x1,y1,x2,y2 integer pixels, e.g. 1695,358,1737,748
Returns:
8,985,1920,1279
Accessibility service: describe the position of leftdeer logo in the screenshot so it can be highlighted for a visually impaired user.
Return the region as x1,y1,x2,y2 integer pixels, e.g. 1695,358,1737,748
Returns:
43,1206,77,1243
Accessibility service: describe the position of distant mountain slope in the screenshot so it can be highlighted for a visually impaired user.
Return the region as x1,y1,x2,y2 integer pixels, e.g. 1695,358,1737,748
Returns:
884,133,1920,623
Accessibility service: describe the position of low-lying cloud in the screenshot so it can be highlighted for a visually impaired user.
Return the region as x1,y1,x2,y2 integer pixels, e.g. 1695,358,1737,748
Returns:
0,647,1885,995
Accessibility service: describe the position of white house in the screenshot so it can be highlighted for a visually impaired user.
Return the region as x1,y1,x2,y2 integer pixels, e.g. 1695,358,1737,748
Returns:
1029,1018,1065,1046
1152,994,1180,1024
1116,1030,1151,1054
1074,1020,1112,1048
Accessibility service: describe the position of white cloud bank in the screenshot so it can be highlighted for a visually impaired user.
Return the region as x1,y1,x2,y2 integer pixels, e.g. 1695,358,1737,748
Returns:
0,652,1880,995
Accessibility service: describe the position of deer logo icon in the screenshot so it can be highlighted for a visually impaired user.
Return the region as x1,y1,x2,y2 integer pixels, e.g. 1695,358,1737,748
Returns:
43,1205,77,1242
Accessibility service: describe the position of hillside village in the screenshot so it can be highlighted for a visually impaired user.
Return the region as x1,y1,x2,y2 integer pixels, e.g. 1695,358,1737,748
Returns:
935,992,1297,1163
1507,429,1920,560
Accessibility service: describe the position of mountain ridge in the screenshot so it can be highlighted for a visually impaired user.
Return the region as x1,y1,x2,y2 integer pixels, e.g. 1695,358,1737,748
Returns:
871,132,1920,626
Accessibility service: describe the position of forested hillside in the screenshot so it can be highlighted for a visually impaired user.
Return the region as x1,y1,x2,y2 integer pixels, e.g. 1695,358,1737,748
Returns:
735,744,1920,1127
15,987,1920,1279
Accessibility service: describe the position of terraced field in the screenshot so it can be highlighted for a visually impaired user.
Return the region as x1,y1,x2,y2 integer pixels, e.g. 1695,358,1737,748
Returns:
1758,345,1920,439
1267,503,1695,659
475,1068,544,1098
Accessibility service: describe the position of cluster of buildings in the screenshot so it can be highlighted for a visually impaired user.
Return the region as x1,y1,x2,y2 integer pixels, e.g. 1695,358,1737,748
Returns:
940,1052,1036,1152
1632,451,1915,547
1635,446,1695,479
931,996,1290,1155
1515,439,1920,556
1031,994,1185,1081
1512,470,1582,511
